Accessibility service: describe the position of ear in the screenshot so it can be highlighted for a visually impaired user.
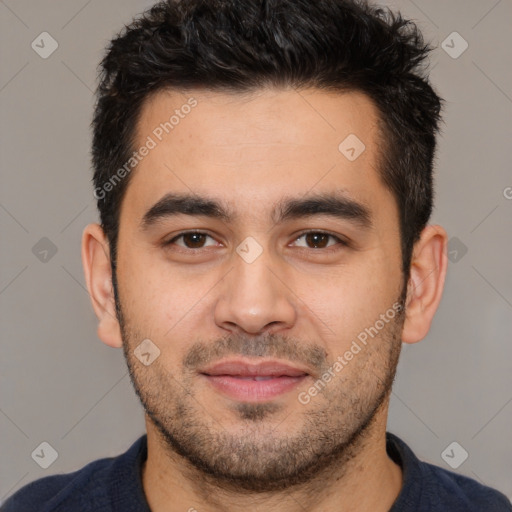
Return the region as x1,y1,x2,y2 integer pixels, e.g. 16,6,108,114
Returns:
81,223,123,348
401,225,448,344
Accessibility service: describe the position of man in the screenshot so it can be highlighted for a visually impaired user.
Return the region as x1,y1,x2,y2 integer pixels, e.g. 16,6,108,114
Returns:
3,0,511,511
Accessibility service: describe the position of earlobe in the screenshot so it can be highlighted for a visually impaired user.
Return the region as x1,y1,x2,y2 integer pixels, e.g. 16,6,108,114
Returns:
81,223,123,348
401,225,448,344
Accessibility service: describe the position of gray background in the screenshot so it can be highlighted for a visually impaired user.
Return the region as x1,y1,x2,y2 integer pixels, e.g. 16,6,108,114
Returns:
1,0,511,504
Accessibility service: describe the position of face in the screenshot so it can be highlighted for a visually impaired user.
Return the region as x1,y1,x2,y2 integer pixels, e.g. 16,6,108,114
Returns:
113,87,406,491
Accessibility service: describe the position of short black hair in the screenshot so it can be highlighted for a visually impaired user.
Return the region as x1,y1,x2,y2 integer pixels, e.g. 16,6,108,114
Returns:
92,0,442,280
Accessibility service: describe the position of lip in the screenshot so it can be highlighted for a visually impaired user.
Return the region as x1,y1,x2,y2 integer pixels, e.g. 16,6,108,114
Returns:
199,359,310,402
201,360,310,377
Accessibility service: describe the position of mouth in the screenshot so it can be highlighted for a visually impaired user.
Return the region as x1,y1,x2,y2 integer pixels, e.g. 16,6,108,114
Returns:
199,359,310,402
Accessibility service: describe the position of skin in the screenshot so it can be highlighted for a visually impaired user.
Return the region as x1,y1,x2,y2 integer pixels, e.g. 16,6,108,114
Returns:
82,87,448,512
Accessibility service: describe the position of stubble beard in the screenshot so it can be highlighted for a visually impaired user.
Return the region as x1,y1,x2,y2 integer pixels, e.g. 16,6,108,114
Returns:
116,291,405,493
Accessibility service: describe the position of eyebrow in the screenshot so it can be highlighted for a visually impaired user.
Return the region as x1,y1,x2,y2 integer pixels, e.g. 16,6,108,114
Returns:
140,192,372,231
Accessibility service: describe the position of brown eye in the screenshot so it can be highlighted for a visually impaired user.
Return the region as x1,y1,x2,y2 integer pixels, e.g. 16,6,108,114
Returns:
292,231,345,250
181,233,207,248
305,232,330,249
166,232,217,249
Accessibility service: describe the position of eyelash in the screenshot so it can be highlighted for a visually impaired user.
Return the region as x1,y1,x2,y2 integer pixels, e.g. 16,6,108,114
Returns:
163,230,348,254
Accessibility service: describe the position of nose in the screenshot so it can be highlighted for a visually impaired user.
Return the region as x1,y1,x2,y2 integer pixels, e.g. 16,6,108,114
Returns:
214,247,297,336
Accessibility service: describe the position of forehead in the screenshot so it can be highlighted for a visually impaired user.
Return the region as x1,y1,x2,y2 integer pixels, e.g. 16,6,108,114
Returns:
138,86,381,154
122,87,393,225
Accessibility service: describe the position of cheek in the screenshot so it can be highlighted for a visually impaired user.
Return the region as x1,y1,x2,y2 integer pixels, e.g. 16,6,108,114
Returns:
294,254,401,345
116,245,173,327
117,246,218,348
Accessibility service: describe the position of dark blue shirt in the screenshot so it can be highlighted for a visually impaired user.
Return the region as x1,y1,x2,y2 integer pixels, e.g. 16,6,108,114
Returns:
2,433,511,511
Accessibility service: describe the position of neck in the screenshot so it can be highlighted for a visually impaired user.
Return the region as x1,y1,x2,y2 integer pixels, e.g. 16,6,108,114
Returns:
141,406,402,512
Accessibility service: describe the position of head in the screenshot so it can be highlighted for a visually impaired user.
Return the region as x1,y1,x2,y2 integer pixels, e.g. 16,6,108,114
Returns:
83,0,447,492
